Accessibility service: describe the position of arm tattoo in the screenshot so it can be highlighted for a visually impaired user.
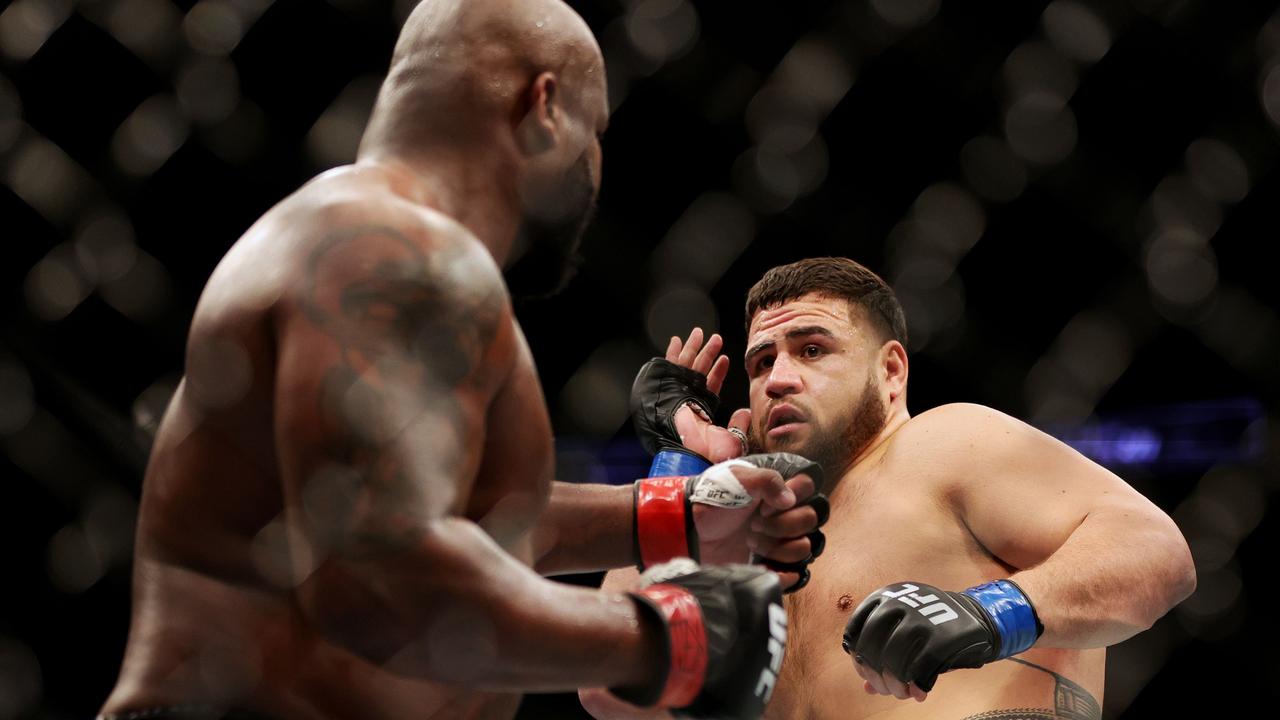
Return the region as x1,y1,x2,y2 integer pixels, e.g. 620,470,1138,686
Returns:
959,658,1101,720
298,224,504,540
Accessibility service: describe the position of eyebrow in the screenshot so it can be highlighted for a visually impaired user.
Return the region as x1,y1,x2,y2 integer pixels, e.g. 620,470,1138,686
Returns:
744,325,837,365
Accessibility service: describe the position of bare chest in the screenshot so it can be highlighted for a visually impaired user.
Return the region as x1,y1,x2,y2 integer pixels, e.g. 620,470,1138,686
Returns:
768,479,1010,716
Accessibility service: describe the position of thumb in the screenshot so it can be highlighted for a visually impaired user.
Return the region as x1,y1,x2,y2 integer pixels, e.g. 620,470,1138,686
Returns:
733,465,795,509
729,408,752,437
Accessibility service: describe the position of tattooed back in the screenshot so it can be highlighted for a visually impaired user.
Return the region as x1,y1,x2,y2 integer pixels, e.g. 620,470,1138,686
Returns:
103,165,554,720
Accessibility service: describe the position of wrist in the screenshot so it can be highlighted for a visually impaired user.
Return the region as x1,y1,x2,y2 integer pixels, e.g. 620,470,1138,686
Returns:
611,586,706,708
648,448,711,477
960,579,1043,659
633,476,698,568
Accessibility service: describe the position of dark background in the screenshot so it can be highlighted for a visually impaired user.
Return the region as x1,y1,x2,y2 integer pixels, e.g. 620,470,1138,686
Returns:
2,0,1278,717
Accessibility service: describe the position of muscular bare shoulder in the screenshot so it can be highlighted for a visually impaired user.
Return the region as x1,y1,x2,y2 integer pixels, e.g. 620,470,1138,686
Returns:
884,403,1051,493
270,176,517,391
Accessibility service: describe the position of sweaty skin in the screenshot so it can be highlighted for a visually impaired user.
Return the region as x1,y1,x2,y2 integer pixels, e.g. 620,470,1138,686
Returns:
584,293,1193,720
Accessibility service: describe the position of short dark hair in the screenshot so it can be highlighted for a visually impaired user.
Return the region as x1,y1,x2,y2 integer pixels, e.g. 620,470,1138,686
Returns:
745,257,908,345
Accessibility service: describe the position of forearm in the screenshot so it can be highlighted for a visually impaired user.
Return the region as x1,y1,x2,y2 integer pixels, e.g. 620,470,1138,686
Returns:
302,516,661,692
1009,505,1196,649
532,481,637,575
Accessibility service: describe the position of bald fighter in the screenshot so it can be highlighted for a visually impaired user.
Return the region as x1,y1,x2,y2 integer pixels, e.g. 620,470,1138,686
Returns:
99,2,824,719
582,257,1196,720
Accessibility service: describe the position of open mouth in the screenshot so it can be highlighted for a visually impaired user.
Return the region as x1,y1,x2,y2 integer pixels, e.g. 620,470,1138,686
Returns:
766,405,805,436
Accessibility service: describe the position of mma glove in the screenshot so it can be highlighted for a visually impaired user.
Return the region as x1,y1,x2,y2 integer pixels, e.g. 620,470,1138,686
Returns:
611,559,787,719
631,358,829,591
842,579,1044,692
631,357,721,476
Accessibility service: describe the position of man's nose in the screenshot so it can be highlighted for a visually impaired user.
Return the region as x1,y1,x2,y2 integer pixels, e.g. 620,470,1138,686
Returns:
765,354,803,398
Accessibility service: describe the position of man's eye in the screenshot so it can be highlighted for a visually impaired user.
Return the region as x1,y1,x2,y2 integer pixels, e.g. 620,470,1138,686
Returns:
803,345,822,358
759,356,774,370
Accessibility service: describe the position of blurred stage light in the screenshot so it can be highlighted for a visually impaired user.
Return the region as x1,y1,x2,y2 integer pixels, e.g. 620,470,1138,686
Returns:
5,134,91,225
1048,398,1266,470
0,636,42,720
47,522,106,594
0,0,70,62
1004,91,1078,165
103,0,181,64
648,192,755,289
560,341,649,437
0,357,35,436
869,0,939,30
176,58,242,126
624,0,700,65
306,75,381,169
97,249,172,323
1004,41,1078,103
184,0,246,56
0,78,21,152
960,135,1028,203
645,283,718,352
111,95,190,177
1144,228,1219,310
25,244,91,322
1041,1,1112,65
73,210,139,285
1184,138,1251,204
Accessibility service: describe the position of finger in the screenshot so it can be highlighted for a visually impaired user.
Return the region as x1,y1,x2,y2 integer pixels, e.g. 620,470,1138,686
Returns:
769,568,802,592
762,475,820,518
706,354,730,396
732,466,794,507
691,332,722,376
785,473,817,504
748,534,812,563
805,493,830,527
882,672,912,701
664,335,682,362
728,407,751,433
852,657,875,683
808,529,826,558
785,568,810,593
677,327,703,367
910,683,928,703
857,658,891,696
752,505,819,538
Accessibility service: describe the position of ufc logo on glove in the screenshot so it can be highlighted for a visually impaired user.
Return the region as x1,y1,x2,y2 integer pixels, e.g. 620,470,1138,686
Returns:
881,583,960,626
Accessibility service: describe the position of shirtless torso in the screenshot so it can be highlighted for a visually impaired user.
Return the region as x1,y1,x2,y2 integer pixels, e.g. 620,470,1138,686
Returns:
102,166,551,720
770,406,1103,720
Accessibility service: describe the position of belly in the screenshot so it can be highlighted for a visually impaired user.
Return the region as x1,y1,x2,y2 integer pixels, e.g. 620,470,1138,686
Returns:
768,643,1105,720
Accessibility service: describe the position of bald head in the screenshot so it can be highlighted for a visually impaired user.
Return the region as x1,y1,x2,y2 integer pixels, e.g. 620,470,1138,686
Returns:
360,0,606,158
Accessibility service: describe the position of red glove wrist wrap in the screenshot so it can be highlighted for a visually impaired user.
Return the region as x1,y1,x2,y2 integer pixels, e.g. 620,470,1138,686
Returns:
635,476,693,569
636,584,708,709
